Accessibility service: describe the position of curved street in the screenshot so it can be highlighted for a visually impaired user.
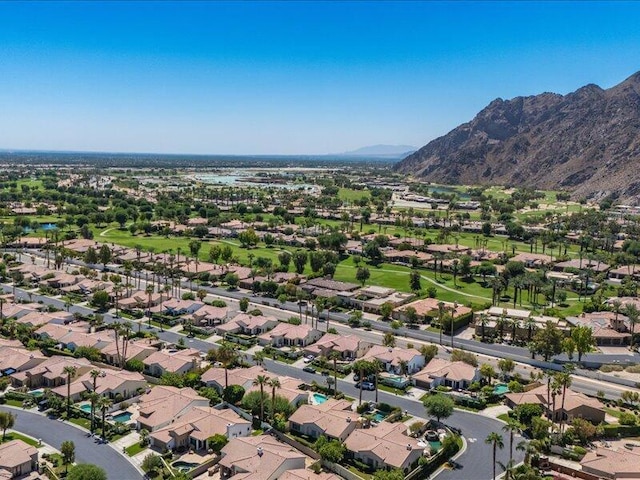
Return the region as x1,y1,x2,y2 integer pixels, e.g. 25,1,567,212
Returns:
0,406,143,480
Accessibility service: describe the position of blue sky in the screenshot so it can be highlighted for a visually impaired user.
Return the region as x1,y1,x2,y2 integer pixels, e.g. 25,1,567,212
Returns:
0,1,639,155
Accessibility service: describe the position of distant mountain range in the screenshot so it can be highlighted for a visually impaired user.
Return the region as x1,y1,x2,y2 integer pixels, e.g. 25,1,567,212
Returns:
339,144,417,158
395,71,640,203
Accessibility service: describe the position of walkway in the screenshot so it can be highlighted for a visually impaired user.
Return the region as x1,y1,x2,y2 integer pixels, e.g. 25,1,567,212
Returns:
0,406,143,480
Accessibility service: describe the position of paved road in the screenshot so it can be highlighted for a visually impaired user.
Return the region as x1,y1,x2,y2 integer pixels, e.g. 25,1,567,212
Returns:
0,407,143,480
264,359,525,480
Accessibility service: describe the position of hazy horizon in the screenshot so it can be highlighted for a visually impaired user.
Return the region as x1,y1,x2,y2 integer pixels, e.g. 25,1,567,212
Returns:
1,1,639,155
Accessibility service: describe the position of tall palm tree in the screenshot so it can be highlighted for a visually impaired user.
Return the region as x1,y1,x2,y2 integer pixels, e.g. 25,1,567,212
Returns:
485,432,504,480
372,359,383,404
502,419,522,480
622,303,639,349
558,366,573,432
145,284,155,329
89,369,102,432
253,374,270,422
217,342,240,390
97,396,112,442
63,365,77,417
328,351,341,397
450,303,458,348
437,302,445,345
268,377,281,423
353,359,372,406
479,313,488,342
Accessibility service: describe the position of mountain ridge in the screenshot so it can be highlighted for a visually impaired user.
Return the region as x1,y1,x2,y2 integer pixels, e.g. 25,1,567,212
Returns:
395,71,640,203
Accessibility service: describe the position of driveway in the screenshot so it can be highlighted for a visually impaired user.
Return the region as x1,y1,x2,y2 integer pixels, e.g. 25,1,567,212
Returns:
0,407,143,480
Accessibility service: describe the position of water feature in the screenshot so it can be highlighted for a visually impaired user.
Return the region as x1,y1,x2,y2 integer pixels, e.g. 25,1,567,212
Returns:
373,411,388,423
171,461,199,473
79,403,93,413
312,393,328,405
493,383,509,395
112,411,133,423
29,389,45,398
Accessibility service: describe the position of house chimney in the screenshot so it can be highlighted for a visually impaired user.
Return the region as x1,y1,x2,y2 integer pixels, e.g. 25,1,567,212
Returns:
406,444,412,451
257,447,263,457
346,417,351,423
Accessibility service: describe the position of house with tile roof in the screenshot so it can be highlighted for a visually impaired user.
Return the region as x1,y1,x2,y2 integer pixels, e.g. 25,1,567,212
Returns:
288,399,357,442
344,421,424,474
411,358,480,390
136,386,210,432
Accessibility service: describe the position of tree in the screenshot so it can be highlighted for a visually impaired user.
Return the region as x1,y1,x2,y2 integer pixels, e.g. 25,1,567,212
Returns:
329,350,341,397
239,297,249,312
571,325,594,362
531,320,563,361
64,365,77,417
61,440,76,473
485,432,504,480
423,393,454,423
353,359,373,405
562,337,576,361
383,331,396,347
84,246,98,264
558,365,574,433
0,411,15,440
208,245,222,264
268,377,281,423
480,363,496,385
498,358,515,380
253,374,270,422
99,244,112,267
238,228,259,248
278,251,291,271
315,436,345,463
372,470,405,480
380,302,394,321
91,290,110,310
292,250,308,274
502,419,522,479
569,417,597,445
142,454,163,475
404,306,418,327
513,403,543,427
97,396,112,441
622,303,639,348
409,269,421,292
67,464,107,480
419,344,438,362
223,385,245,404
356,266,370,286
207,433,228,454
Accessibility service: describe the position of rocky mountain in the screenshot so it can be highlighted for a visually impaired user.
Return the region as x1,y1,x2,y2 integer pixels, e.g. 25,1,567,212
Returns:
395,71,640,202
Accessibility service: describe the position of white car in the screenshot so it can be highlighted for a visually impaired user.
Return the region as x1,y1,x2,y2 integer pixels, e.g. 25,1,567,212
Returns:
303,356,314,363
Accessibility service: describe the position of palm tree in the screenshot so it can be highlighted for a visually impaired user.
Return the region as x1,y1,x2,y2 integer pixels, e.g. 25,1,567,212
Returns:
217,342,240,390
253,374,270,422
502,419,522,479
622,303,639,349
328,351,341,397
145,284,155,329
437,302,445,345
63,365,77,417
97,396,112,442
558,365,574,432
89,369,102,432
253,350,266,367
268,377,281,422
450,303,458,348
371,359,383,403
353,359,372,406
485,432,504,480
479,313,488,342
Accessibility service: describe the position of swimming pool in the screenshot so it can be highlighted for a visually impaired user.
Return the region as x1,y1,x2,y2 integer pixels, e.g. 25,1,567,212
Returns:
79,403,92,413
112,411,133,423
373,412,388,423
493,383,509,395
171,461,199,473
312,393,328,405
29,389,45,398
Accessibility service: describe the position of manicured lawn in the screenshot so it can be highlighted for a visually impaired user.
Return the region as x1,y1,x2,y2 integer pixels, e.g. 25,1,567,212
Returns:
338,187,370,202
2,399,24,408
604,407,622,418
68,416,91,430
125,442,147,456
497,413,511,422
0,431,40,447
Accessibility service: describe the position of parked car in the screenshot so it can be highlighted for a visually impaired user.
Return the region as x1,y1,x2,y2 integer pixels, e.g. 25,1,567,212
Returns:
303,355,314,363
355,381,375,391
302,366,317,374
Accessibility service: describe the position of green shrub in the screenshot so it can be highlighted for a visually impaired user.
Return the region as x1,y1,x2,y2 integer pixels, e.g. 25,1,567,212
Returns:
619,412,638,426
